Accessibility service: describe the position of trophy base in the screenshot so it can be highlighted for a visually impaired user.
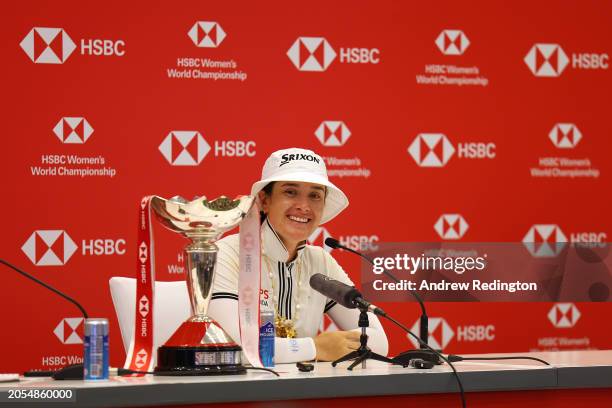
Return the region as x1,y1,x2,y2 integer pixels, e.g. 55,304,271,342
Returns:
154,316,246,376
155,346,246,376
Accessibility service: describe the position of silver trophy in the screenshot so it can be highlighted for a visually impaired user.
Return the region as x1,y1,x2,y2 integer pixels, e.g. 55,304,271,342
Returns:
150,194,254,375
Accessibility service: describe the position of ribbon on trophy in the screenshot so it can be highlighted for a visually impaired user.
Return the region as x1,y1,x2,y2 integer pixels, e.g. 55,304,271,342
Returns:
238,200,266,367
125,196,156,375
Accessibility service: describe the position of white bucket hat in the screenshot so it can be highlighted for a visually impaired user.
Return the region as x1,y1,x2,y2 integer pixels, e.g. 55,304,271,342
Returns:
251,148,349,224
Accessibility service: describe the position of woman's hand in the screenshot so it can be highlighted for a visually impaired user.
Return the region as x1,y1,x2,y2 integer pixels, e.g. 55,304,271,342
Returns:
313,331,361,361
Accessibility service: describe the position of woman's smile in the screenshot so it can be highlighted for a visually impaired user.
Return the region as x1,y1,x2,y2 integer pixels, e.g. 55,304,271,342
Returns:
287,214,311,224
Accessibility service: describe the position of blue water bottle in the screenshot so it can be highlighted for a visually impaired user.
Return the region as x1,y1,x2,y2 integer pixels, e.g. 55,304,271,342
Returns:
259,310,275,367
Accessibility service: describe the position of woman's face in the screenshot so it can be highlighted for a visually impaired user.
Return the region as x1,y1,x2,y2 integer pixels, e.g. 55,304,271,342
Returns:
259,181,326,248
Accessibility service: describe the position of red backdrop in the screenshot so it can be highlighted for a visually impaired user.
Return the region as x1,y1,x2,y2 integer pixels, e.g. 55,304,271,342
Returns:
2,0,610,372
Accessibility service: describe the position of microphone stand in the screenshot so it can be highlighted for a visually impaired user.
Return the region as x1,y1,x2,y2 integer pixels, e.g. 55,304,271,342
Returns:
332,304,394,370
325,239,442,367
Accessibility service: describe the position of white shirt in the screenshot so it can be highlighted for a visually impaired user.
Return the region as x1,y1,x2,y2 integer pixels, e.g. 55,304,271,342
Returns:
208,218,389,363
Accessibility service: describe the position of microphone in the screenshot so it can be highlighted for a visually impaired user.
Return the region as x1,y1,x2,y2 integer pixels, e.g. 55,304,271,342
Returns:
309,273,386,316
324,237,440,364
1,258,89,379
1,259,88,319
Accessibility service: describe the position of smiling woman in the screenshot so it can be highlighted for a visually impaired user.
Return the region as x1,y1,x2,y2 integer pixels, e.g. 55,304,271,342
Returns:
208,148,389,363
259,181,326,257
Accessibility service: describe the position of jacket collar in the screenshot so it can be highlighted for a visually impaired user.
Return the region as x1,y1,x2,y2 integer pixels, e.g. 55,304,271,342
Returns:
262,218,306,264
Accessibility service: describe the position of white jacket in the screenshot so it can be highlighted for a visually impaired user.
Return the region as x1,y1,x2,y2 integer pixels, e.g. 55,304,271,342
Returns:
208,219,389,363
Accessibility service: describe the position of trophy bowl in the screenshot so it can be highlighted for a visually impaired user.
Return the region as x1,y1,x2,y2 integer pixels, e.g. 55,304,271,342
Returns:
150,194,254,375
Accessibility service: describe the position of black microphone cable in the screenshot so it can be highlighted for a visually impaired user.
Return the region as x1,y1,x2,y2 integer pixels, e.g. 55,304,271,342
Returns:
446,355,550,366
373,310,466,408
380,312,551,408
1,258,89,318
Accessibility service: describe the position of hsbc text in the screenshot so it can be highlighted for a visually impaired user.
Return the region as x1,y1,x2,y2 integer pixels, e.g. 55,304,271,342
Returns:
214,141,256,157
538,337,590,348
42,355,82,367
572,53,609,69
456,325,495,342
339,48,380,64
81,239,126,256
141,318,148,337
81,39,125,56
425,65,479,75
339,235,379,251
41,155,68,165
570,233,607,243
177,58,237,69
539,158,591,167
457,143,496,159
41,155,105,165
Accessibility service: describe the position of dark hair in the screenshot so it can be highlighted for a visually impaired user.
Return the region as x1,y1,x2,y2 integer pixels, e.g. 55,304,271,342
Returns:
262,181,275,196
259,182,275,223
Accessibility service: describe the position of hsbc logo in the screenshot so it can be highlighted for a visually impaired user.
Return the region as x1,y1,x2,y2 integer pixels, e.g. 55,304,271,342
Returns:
21,230,78,266
139,296,150,318
242,233,255,251
548,303,581,328
408,133,455,167
242,286,254,307
523,224,607,257
523,224,567,257
53,117,94,144
20,27,125,64
315,121,351,146
524,44,569,77
525,43,609,77
188,21,226,48
287,36,380,72
308,227,333,251
20,28,76,64
21,230,126,266
408,318,494,349
287,37,336,71
53,317,84,344
139,242,148,264
549,123,582,148
159,131,255,166
159,131,211,166
308,227,379,252
135,349,148,369
408,133,495,167
434,214,469,240
408,317,454,350
435,30,470,55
